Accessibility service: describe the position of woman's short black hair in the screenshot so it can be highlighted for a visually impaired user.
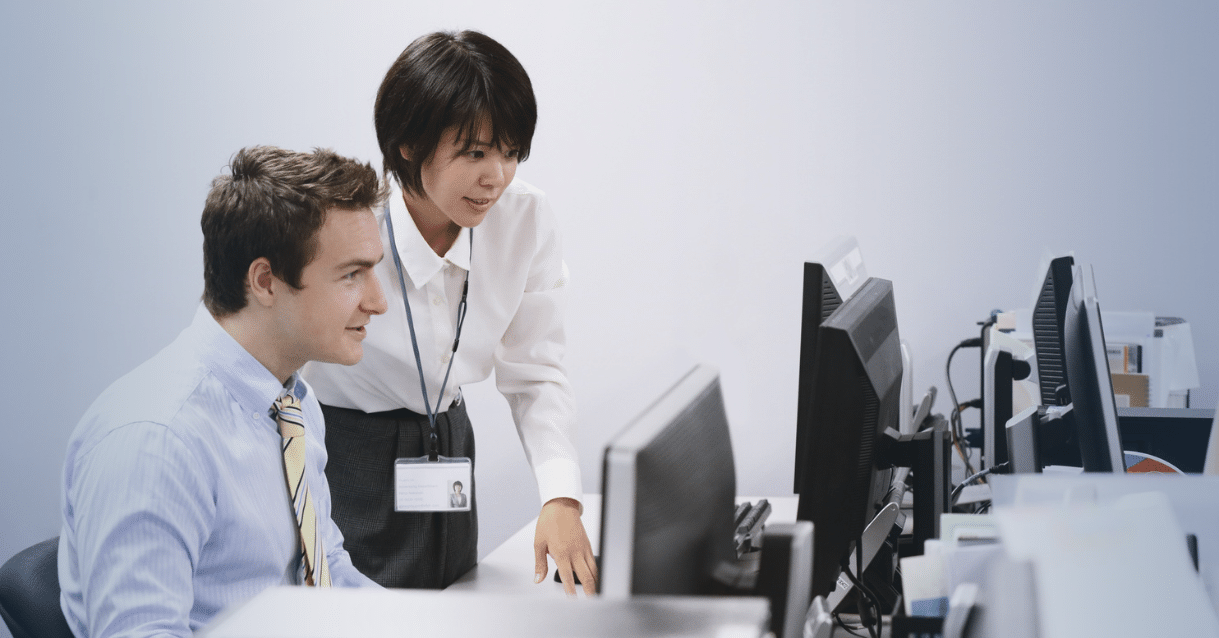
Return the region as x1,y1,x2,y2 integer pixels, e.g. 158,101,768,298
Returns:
374,30,537,196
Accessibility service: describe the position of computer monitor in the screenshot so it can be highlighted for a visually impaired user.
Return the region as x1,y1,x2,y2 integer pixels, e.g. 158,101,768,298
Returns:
1204,407,1219,475
1032,255,1075,407
794,262,844,494
598,364,739,599
794,277,903,598
1119,407,1215,473
1063,264,1126,472
1007,263,1127,473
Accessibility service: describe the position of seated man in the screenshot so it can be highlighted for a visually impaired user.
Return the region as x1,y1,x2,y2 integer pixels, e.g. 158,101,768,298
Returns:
58,146,388,637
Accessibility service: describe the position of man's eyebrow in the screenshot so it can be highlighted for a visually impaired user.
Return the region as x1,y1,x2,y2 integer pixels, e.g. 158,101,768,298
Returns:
336,255,383,270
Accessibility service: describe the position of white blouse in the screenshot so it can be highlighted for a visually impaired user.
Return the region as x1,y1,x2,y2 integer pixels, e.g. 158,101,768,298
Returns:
303,178,582,508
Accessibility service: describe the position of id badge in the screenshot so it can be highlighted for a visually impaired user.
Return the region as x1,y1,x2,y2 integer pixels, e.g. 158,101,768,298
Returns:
394,456,473,512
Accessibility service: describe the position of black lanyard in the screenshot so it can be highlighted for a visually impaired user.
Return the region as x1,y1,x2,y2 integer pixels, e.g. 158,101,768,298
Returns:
384,204,470,460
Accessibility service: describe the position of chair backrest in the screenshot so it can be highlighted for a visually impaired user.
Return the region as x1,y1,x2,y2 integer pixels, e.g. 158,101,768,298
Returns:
0,537,75,638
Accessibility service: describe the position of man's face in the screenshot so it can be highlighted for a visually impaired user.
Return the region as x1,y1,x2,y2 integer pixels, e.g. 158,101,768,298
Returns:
273,207,386,369
409,122,519,230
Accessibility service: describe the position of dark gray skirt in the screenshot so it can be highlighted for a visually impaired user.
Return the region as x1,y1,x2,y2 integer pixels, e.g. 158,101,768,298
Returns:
321,402,477,589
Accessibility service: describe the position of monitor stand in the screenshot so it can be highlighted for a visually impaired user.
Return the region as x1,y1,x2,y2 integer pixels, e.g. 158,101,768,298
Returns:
825,502,903,612
983,332,1036,471
884,420,951,555
1006,405,1079,473
755,521,814,638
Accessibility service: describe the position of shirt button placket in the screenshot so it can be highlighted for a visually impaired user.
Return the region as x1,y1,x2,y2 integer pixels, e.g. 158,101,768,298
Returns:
429,281,451,366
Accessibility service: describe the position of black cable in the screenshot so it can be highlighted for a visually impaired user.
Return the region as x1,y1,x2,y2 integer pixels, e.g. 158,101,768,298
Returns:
833,614,868,638
950,462,1010,504
856,542,879,638
840,544,880,638
945,344,967,447
881,479,902,503
944,342,979,479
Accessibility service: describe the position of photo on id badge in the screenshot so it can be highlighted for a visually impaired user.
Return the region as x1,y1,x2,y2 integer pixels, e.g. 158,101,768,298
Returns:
394,456,472,512
449,481,467,509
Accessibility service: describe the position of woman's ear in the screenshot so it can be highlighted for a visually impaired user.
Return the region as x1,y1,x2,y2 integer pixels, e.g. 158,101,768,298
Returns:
398,143,411,162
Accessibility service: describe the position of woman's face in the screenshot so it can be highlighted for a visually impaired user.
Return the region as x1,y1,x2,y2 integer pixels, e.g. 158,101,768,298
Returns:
402,122,519,231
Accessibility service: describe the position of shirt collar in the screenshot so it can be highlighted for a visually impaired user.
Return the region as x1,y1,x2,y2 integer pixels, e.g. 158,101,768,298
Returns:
384,182,471,291
188,304,305,421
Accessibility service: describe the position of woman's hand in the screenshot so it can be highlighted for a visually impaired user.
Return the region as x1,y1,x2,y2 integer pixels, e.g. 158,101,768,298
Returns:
533,497,597,596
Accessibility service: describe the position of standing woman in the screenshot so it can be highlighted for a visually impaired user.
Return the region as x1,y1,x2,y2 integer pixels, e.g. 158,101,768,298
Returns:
303,30,596,594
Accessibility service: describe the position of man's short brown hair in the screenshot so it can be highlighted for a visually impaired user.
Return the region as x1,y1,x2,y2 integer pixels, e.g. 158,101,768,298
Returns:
201,146,387,317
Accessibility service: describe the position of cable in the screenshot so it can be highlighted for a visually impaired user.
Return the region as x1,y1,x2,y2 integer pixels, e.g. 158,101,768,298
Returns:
833,614,868,638
859,542,883,638
840,544,881,638
950,462,1010,504
944,341,979,479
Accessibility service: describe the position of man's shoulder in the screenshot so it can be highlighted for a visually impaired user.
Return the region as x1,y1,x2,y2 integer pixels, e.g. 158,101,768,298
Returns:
70,336,230,454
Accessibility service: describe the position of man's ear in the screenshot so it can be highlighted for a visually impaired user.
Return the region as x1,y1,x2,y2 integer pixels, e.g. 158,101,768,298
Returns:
398,143,411,162
247,257,276,308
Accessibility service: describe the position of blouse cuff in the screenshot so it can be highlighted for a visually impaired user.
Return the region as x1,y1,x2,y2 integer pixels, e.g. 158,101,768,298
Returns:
534,458,585,514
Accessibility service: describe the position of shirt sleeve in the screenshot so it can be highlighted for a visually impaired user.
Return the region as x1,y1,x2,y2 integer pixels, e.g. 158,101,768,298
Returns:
64,422,212,638
493,194,584,508
318,507,379,588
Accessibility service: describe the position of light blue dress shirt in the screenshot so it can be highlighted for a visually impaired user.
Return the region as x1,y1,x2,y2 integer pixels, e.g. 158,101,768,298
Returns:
59,305,377,638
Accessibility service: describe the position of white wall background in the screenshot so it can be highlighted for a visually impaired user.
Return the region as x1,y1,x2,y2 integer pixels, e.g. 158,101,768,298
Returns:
2,1,1216,631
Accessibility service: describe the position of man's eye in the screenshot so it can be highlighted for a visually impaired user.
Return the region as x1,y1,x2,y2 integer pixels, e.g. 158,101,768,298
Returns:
505,148,521,159
467,150,485,159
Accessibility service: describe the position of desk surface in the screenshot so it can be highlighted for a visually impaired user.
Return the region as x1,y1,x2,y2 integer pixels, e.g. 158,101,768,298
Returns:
446,494,800,595
195,495,911,638
201,494,799,637
198,586,772,638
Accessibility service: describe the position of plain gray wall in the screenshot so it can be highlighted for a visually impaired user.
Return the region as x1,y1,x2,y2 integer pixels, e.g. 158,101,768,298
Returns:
2,2,1216,633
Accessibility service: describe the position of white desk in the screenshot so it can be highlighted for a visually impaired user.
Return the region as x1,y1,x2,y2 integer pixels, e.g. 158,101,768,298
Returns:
446,493,603,594
198,586,772,637
447,494,799,595
201,495,795,637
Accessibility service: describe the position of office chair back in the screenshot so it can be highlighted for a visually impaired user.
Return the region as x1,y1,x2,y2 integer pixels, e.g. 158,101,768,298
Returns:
0,537,75,638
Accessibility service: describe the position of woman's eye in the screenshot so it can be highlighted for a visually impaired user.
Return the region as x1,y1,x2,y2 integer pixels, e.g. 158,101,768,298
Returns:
505,149,520,159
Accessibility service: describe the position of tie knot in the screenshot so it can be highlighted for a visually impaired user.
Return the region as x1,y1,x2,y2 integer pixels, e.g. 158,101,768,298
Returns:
273,393,305,438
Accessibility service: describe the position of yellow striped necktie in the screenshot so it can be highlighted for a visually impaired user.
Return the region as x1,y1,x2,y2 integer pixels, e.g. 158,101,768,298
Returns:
273,392,331,587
